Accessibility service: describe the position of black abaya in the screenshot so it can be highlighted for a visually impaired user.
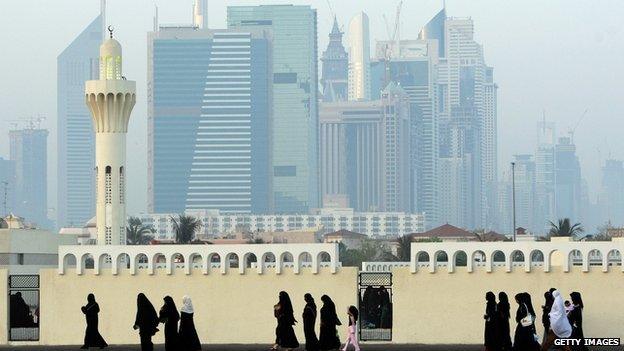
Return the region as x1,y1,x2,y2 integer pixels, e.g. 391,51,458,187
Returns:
319,303,341,351
496,302,512,351
159,298,180,351
511,305,539,351
484,300,498,350
568,307,588,351
274,304,299,349
179,311,202,351
81,298,108,348
303,302,319,351
135,294,159,351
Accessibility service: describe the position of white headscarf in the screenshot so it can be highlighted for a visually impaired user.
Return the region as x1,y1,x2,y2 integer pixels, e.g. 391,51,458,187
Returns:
549,290,572,337
180,295,194,314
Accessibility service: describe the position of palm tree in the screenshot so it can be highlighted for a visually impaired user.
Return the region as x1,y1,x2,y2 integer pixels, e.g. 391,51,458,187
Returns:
548,218,584,238
171,215,201,244
126,217,155,245
395,235,412,261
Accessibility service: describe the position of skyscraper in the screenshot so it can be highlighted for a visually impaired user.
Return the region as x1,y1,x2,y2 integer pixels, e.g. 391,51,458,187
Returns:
535,119,556,233
0,157,15,217
319,83,411,212
148,25,272,215
512,154,537,233
10,128,49,228
600,159,624,225
85,30,136,245
347,12,371,101
228,5,319,213
371,39,440,227
321,17,348,102
193,0,208,29
555,137,582,221
57,4,103,228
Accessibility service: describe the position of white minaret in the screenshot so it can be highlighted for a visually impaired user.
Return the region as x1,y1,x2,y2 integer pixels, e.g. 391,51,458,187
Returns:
85,27,136,245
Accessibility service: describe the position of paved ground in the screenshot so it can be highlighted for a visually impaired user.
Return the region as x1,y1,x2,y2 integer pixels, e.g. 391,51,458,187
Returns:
0,345,621,351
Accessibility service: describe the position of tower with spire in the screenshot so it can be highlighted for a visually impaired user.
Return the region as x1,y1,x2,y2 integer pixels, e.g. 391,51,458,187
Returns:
85,28,136,245
321,17,348,102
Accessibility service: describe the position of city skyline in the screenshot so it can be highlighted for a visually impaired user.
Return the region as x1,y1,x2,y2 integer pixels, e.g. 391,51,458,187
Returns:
1,0,624,231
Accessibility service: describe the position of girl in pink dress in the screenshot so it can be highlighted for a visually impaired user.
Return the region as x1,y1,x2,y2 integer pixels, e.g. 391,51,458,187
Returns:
341,306,360,351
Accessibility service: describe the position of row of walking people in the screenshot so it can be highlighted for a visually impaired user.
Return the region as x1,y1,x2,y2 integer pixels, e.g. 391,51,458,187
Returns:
273,291,360,351
80,293,201,351
484,289,587,351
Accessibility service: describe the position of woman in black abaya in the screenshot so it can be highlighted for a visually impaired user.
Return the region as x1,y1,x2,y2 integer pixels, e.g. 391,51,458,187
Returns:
80,293,108,349
272,291,299,351
133,293,159,351
483,291,498,351
159,296,180,351
568,292,588,351
512,293,539,351
179,295,202,351
302,293,320,351
497,292,512,351
319,295,341,351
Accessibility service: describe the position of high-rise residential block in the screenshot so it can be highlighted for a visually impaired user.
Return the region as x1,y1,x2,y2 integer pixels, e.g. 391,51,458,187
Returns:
347,12,371,101
228,5,319,213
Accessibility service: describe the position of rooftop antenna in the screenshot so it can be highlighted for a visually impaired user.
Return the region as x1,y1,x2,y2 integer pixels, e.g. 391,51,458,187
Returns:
325,0,335,21
101,0,107,41
153,5,159,32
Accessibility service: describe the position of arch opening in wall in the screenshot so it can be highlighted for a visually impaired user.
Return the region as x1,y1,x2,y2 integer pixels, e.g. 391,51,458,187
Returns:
435,250,448,263
135,253,148,270
226,253,240,269
63,253,77,272
530,250,544,264
82,254,95,269
607,249,621,265
209,253,221,268
116,253,131,270
569,250,582,266
318,251,331,264
472,250,486,265
263,252,276,269
172,253,185,269
298,252,312,266
98,254,111,271
189,253,203,269
245,253,258,268
416,251,430,263
281,252,294,263
454,251,468,267
153,253,166,269
492,250,505,264
511,250,525,264
588,249,603,266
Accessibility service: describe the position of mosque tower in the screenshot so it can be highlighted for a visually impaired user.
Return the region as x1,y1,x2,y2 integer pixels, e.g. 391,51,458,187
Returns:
85,27,136,245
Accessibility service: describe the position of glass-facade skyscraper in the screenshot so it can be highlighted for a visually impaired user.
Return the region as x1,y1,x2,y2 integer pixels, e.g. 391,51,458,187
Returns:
148,27,272,214
228,5,320,214
57,14,102,228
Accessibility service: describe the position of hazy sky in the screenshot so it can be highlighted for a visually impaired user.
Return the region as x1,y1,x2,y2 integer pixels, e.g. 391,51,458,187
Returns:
1,0,623,217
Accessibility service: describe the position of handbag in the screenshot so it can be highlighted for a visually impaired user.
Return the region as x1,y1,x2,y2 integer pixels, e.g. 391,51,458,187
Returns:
520,304,533,327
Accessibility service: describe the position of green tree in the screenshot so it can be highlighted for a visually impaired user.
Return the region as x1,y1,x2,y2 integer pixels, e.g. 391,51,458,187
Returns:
126,217,154,245
395,235,412,261
548,218,584,238
171,215,201,244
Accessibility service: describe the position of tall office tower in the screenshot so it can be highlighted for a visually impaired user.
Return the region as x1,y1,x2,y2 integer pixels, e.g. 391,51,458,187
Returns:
426,12,496,230
554,137,582,222
0,157,16,216
535,119,556,233
495,177,512,234
9,128,49,228
600,159,624,225
85,31,136,245
57,3,104,228
418,8,446,58
512,155,537,233
371,39,440,227
193,0,208,29
482,67,498,229
228,5,319,213
347,12,371,101
148,25,272,215
319,83,410,212
321,17,348,102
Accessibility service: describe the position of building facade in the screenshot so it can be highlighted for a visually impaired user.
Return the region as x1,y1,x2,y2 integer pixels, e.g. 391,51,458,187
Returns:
138,209,425,240
57,12,103,228
554,137,582,222
321,18,348,102
535,119,556,233
512,154,538,233
9,128,49,228
228,5,320,213
148,27,272,214
347,12,371,101
600,159,624,226
0,158,15,217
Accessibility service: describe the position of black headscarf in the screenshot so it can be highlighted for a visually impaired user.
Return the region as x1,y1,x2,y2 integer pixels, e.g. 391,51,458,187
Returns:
570,292,583,309
279,291,297,325
523,292,536,316
87,293,96,306
498,292,510,319
348,306,358,326
160,295,180,321
304,293,316,312
320,295,341,326
135,293,159,334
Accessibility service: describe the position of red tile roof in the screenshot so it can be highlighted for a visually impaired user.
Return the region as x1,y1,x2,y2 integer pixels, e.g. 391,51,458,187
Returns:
409,223,473,238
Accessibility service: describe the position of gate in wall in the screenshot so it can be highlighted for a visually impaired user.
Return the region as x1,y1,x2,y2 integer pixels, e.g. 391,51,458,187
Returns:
358,272,392,341
8,275,40,341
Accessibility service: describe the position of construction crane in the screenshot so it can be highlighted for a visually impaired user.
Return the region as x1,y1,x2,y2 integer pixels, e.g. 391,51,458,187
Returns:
381,1,403,86
568,109,588,144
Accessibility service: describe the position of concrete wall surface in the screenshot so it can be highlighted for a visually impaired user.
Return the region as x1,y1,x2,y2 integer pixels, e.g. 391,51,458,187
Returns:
392,266,624,344
0,269,7,344
39,267,358,345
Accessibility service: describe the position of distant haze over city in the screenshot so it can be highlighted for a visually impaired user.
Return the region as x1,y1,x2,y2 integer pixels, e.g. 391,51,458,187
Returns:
1,0,623,230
